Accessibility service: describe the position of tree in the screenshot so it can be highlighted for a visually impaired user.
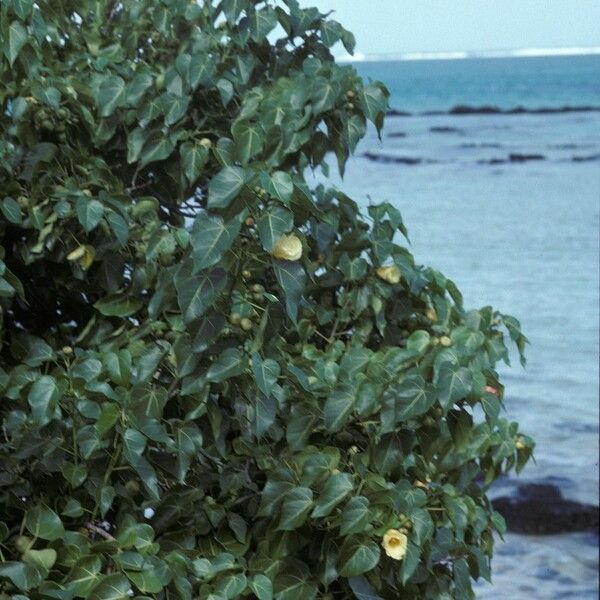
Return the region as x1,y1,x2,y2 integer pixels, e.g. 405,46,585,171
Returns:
0,1,532,598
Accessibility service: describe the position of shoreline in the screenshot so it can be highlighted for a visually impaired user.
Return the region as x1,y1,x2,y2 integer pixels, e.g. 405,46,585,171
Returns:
387,104,600,117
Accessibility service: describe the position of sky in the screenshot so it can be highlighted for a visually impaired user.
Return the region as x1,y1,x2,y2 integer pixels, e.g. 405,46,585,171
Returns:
300,0,600,57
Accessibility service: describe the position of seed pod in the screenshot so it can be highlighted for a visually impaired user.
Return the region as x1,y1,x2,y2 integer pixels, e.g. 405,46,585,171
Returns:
14,536,31,553
240,317,253,331
439,336,452,347
425,308,437,321
228,313,241,325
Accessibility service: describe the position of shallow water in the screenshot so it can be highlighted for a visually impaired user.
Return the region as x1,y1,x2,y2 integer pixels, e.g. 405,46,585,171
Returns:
314,55,600,597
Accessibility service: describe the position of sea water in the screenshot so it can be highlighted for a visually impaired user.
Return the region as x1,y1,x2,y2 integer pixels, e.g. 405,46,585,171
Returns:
320,54,600,598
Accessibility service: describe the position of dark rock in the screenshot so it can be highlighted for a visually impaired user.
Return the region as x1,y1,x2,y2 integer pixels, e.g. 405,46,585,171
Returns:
449,104,502,115
386,109,412,117
424,105,600,116
493,483,599,535
508,153,546,162
362,152,438,165
460,142,503,149
430,126,464,134
571,153,600,162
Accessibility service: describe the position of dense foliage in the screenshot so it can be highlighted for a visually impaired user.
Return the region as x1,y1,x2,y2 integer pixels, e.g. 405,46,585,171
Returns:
0,1,533,598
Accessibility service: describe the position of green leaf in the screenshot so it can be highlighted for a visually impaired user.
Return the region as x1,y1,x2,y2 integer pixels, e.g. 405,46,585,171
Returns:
345,115,366,153
88,574,131,600
95,75,126,117
399,541,420,584
381,374,436,432
311,471,354,518
22,547,57,571
164,93,190,125
337,536,380,577
286,403,317,450
311,77,339,114
190,212,241,272
359,84,388,125
25,504,65,541
215,573,248,599
251,574,273,600
175,262,227,323
339,496,371,536
0,562,42,591
253,392,277,438
324,385,356,433
206,348,246,382
272,259,305,322
5,21,27,66
348,576,384,600
13,0,34,20
189,53,216,89
140,132,175,167
250,8,278,40
277,487,313,530
257,206,293,251
125,567,166,594
232,120,264,164
94,295,143,317
181,142,209,184
76,197,104,232
409,507,434,545
72,358,102,382
406,330,430,354
222,0,246,23
267,171,294,204
207,166,247,209
2,197,22,224
62,462,88,488
28,375,59,425
437,363,473,411
251,353,280,397
481,390,501,425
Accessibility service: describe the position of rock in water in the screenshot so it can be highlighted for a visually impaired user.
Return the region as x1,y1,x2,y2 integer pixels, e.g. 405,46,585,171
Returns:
493,483,599,534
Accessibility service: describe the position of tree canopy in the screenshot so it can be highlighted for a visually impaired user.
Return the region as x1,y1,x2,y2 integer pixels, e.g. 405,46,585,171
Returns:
0,1,532,598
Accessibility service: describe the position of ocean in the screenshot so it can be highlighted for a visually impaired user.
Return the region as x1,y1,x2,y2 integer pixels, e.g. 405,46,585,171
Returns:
318,54,600,598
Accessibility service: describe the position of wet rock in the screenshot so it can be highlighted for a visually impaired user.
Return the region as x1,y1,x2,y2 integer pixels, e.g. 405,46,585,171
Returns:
430,126,464,134
493,483,599,535
508,153,546,162
571,153,600,162
386,109,412,117
362,152,439,165
478,153,546,165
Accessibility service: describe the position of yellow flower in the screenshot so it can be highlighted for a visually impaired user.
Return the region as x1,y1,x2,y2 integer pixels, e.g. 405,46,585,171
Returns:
376,265,401,284
67,245,95,270
382,529,408,560
272,234,302,261
515,437,526,450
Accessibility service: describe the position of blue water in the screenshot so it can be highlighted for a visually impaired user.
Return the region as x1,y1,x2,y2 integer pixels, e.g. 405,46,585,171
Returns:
358,54,600,113
317,54,600,598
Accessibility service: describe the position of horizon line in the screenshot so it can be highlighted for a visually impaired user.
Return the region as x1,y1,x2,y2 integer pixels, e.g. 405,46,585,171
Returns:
336,46,600,63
